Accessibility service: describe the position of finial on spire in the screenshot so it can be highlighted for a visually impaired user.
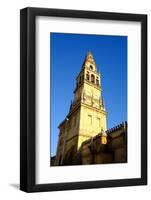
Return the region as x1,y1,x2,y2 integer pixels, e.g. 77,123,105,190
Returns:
87,50,93,55
86,51,93,59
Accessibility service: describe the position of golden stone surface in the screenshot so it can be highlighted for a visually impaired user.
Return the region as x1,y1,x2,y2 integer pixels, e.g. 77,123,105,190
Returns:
53,52,127,166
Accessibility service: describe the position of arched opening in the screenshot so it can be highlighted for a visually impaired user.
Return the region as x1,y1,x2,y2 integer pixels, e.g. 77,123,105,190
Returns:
91,74,95,83
86,72,89,80
90,65,93,70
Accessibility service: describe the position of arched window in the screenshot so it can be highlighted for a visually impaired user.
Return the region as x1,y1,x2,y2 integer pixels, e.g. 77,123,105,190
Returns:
96,77,99,85
91,74,95,83
86,73,89,80
90,65,93,70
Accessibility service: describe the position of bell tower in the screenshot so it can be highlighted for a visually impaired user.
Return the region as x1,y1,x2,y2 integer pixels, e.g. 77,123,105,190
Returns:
55,52,107,165
74,51,102,109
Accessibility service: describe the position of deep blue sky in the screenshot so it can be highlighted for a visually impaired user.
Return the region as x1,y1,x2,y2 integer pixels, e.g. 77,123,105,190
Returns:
50,33,127,156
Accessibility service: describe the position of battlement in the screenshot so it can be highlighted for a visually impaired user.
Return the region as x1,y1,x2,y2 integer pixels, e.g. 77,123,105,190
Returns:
106,121,127,134
81,121,127,147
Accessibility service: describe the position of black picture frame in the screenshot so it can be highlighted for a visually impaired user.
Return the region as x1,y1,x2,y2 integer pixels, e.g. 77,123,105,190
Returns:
20,7,147,192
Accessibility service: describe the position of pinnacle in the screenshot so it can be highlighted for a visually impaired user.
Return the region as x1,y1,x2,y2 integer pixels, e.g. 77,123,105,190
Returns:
86,51,94,59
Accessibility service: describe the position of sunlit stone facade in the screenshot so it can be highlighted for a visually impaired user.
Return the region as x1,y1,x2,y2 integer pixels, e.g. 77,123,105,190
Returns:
53,52,127,166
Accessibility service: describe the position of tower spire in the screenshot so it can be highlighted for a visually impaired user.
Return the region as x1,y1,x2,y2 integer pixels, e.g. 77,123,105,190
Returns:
82,51,97,71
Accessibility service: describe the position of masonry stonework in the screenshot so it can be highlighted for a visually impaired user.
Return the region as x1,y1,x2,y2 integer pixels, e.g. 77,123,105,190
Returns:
53,52,127,166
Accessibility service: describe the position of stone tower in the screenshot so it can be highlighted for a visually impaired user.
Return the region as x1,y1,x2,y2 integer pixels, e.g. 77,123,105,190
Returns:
55,52,107,165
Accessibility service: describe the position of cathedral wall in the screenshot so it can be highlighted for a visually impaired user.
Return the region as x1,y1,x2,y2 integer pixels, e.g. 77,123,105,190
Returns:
81,156,92,165
79,125,127,165
54,131,64,165
114,147,127,163
110,137,124,149
62,136,79,165
78,135,91,149
79,105,106,137
66,110,80,141
94,153,113,164
55,108,81,163
108,133,125,151
64,137,78,154
80,142,92,164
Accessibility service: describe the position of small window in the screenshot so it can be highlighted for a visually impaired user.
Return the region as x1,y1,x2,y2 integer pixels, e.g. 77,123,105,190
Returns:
91,74,95,83
90,65,93,70
86,73,89,80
